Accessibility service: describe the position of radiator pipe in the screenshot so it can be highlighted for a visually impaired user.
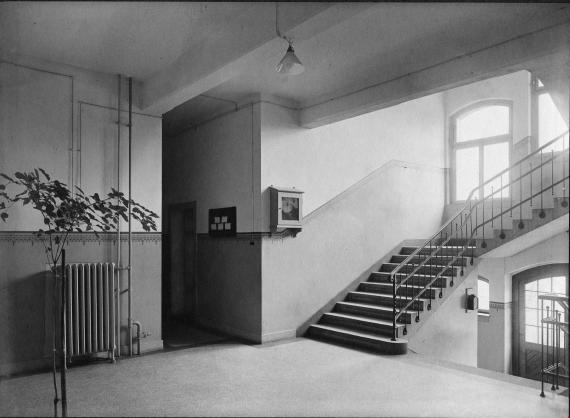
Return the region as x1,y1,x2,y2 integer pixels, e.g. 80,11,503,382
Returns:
116,74,122,358
60,250,68,418
128,77,133,357
133,321,142,355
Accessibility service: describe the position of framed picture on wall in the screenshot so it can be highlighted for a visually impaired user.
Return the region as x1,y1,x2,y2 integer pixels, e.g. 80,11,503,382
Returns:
269,186,303,232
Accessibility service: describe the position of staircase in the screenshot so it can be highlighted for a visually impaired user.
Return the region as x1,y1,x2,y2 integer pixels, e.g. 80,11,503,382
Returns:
308,132,569,355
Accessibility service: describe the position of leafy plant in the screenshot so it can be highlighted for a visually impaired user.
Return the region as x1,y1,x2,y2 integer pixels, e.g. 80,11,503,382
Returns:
0,168,158,418
0,168,158,267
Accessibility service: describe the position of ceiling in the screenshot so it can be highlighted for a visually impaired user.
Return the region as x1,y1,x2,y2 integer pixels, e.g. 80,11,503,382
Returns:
2,2,569,133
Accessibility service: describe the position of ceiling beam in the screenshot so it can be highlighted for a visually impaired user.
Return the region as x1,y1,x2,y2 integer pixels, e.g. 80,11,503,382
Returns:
140,3,372,115
300,21,570,129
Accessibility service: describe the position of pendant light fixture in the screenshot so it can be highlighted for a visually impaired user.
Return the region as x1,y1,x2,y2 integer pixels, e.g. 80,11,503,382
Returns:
275,2,304,75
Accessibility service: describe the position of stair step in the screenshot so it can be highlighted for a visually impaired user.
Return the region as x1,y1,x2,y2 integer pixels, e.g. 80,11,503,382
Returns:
321,312,402,337
370,271,449,287
348,291,426,310
336,301,413,323
359,282,438,299
380,262,458,275
390,254,469,266
400,246,474,256
307,324,407,354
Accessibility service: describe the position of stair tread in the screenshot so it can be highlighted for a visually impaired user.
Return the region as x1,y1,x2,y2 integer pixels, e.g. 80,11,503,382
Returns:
363,282,440,290
309,324,407,343
349,291,428,301
337,301,401,312
402,245,476,249
324,312,403,328
372,271,452,278
392,254,469,259
383,262,457,268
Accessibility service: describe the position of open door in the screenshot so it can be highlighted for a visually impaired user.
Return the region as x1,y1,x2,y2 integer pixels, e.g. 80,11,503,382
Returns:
512,264,569,380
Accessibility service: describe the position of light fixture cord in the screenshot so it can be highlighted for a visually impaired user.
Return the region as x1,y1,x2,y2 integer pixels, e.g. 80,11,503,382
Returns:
275,2,292,45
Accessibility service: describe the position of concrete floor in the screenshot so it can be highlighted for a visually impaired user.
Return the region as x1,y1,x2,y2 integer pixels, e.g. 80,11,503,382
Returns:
0,338,567,417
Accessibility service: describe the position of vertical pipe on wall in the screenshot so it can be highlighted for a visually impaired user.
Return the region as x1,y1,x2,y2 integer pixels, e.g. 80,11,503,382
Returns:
128,77,133,357
116,74,122,358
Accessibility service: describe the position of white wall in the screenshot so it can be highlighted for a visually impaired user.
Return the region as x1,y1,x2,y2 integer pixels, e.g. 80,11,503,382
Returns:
408,270,479,367
165,104,261,234
261,161,445,341
0,59,162,231
260,93,446,226
259,94,446,341
477,232,569,373
0,56,162,376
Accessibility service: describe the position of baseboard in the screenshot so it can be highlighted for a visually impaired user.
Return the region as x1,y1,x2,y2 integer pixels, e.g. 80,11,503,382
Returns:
261,329,296,343
195,317,261,344
120,339,163,356
0,357,51,378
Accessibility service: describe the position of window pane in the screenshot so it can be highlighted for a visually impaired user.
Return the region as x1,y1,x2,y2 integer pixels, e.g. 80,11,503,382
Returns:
525,281,537,292
525,325,539,344
478,279,489,310
552,276,567,294
538,93,568,149
525,308,538,326
483,142,510,197
456,147,479,200
457,105,510,142
525,291,538,309
538,277,551,293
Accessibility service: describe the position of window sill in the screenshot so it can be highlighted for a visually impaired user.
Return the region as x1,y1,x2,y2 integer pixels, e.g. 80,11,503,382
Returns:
478,312,490,322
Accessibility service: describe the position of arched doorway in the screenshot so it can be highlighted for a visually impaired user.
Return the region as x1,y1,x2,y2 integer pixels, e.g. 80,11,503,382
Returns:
512,263,569,380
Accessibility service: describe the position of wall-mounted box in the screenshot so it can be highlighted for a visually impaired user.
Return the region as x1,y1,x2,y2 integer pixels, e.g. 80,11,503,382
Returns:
269,186,304,233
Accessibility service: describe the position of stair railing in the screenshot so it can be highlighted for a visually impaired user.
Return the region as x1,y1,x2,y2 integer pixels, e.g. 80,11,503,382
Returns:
539,294,568,397
390,131,569,341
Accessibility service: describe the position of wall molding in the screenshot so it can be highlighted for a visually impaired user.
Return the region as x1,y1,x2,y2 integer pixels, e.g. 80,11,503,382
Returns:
489,301,512,310
0,231,162,245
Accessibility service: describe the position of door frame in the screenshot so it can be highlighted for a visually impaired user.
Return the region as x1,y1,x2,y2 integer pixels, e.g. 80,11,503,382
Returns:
512,263,569,377
163,201,197,324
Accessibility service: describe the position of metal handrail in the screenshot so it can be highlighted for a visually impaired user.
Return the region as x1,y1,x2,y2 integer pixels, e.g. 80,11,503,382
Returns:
390,131,569,281
389,131,569,340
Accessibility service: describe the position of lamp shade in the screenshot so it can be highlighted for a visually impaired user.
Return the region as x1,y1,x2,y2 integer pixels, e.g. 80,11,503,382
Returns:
276,44,304,75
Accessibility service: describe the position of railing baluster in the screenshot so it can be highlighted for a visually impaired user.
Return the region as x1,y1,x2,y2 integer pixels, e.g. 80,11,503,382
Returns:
529,161,533,207
539,150,545,218
491,186,494,228
391,270,397,341
554,310,560,389
481,197,486,248
510,165,513,217
562,135,568,207
551,303,555,391
518,164,524,229
540,297,545,397
499,175,505,239
551,149,554,196
469,201,474,265
428,239,432,311
439,231,443,299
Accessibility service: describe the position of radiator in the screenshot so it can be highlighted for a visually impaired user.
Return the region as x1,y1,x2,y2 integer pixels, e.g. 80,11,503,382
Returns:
64,263,120,360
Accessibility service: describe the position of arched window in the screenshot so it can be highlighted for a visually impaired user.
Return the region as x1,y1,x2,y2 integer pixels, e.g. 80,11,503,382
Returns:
478,276,490,314
450,101,512,201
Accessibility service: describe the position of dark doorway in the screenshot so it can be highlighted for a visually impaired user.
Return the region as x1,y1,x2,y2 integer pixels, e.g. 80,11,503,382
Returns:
162,202,229,349
512,263,568,380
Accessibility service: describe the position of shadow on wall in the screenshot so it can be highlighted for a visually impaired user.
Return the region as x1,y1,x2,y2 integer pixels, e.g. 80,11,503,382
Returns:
1,271,55,375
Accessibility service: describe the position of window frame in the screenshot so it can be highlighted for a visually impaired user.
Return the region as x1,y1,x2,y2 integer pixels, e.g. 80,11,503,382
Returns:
477,276,490,316
531,74,568,151
449,100,513,202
